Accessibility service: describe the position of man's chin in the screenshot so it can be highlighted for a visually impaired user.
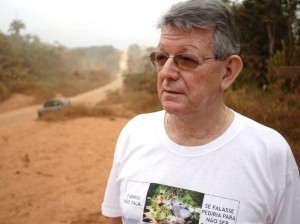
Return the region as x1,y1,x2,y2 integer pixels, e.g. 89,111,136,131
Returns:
162,101,185,114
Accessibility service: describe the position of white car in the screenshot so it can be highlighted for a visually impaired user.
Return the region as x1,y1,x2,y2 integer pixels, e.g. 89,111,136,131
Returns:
37,98,71,118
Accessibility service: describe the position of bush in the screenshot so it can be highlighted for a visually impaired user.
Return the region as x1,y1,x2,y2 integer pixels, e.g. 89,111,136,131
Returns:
123,72,157,93
39,104,117,121
0,82,11,102
123,90,161,114
225,86,300,167
121,72,161,114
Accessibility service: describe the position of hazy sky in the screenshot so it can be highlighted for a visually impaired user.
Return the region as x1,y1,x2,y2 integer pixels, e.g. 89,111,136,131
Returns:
0,0,185,50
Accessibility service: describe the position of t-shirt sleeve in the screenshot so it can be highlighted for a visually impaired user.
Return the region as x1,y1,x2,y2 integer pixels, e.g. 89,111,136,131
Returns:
101,121,131,218
101,163,122,217
273,144,300,224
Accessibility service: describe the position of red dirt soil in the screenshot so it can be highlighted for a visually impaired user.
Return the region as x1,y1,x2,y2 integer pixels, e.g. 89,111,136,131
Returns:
0,116,129,224
0,53,129,224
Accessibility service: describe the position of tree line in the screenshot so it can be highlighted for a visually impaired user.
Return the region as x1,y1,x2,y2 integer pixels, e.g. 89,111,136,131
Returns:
232,0,300,89
0,19,121,102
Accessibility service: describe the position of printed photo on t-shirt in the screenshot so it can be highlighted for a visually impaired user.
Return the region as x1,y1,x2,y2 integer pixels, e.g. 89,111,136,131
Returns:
143,183,204,224
122,181,239,224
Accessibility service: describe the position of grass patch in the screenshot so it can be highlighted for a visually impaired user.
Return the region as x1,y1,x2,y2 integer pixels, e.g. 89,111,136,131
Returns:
38,103,118,121
105,89,161,114
37,69,116,97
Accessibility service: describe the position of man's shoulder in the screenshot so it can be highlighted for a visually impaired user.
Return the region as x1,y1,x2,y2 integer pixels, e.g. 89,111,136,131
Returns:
235,111,288,146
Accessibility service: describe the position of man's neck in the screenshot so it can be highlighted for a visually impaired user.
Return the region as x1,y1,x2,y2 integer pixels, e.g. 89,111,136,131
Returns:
164,106,234,146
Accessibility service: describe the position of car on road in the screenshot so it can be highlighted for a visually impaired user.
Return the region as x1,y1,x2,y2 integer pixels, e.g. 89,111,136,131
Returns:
37,98,71,118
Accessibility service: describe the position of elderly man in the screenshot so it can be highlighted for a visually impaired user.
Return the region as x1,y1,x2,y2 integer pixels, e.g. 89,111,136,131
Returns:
101,0,300,223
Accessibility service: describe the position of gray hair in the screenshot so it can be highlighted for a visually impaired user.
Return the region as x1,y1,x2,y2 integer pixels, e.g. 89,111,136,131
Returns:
157,0,240,60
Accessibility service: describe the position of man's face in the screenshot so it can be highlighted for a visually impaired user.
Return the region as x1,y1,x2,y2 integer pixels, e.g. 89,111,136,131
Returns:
156,27,227,115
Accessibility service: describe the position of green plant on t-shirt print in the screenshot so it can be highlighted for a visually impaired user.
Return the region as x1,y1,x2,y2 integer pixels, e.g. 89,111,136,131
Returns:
143,183,204,224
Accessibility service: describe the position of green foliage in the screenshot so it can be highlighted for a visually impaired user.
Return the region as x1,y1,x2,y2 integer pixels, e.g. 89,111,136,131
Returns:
233,0,300,84
8,19,25,36
266,45,300,93
0,33,28,82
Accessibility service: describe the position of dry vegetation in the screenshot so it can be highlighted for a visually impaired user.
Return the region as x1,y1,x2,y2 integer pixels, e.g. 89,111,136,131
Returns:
225,86,300,165
0,32,121,104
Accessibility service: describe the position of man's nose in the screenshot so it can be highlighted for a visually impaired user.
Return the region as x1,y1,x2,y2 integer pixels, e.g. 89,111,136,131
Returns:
159,57,180,80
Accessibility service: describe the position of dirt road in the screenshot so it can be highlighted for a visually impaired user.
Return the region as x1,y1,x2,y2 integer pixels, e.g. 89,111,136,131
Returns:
0,52,127,128
71,51,126,106
0,53,129,224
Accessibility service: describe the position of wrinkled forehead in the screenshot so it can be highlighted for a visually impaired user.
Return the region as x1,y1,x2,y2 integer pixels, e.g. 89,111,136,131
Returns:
160,26,214,40
158,27,215,54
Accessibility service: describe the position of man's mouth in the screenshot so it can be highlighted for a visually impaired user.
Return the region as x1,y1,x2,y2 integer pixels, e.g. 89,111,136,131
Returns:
164,90,178,94
163,86,180,94
163,89,182,96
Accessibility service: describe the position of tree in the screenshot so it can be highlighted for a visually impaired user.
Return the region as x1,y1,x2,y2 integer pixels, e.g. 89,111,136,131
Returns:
233,0,300,82
280,0,300,64
8,19,26,36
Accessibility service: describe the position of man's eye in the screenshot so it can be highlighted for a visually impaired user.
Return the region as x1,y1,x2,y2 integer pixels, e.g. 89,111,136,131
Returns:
179,55,198,63
156,54,167,61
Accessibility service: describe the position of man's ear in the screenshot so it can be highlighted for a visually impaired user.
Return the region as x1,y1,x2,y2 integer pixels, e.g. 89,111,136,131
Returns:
221,55,243,91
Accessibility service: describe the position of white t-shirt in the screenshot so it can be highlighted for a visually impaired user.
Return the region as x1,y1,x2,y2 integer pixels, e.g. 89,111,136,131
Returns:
102,110,300,224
